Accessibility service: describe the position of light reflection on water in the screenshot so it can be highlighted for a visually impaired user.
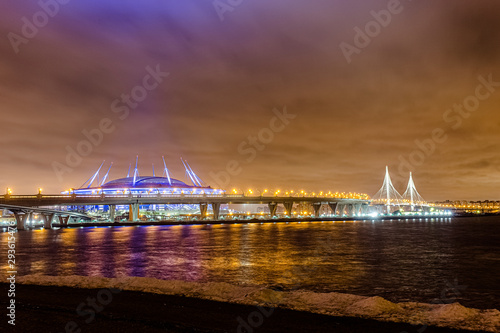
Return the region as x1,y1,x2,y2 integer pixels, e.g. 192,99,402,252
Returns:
2,217,499,309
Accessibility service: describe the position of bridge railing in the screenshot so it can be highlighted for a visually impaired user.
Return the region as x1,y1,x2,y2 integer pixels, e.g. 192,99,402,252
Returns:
1,193,370,202
5,195,39,199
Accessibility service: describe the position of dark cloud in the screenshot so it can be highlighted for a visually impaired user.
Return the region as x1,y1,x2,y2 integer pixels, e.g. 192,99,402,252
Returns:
446,1,500,64
0,0,499,200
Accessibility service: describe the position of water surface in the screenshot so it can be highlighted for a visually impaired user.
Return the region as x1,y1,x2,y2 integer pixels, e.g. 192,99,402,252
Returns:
2,216,499,309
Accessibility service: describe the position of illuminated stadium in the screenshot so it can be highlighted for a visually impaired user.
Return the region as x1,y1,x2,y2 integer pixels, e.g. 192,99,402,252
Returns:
58,157,225,221
64,157,223,196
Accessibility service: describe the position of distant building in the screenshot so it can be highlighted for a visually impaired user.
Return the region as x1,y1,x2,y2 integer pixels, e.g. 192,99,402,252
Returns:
433,200,500,212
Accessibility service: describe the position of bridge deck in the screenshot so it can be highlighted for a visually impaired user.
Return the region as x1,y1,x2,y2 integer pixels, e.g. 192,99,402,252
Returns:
0,194,369,207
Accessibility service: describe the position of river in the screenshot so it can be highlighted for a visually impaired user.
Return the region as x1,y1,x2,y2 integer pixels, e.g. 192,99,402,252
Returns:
2,216,499,310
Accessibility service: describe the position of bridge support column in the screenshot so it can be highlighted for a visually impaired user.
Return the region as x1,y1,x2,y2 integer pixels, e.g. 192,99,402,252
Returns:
109,205,116,222
283,202,294,217
41,213,55,229
58,215,70,226
312,203,322,218
336,204,343,216
328,203,338,216
129,204,139,222
14,212,29,231
347,204,355,217
27,212,34,227
199,203,208,219
353,203,362,216
360,204,369,216
211,203,221,220
268,203,278,217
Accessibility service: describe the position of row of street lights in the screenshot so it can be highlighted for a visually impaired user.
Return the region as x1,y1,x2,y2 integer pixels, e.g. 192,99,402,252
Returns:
4,187,369,200
231,188,369,199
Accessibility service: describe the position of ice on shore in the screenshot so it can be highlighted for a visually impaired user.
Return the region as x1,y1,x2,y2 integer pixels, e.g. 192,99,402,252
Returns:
14,274,500,332
347,296,403,317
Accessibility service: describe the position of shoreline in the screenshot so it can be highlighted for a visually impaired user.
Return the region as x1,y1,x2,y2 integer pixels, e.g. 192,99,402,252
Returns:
1,282,493,333
5,275,499,332
42,213,490,229
3,212,496,231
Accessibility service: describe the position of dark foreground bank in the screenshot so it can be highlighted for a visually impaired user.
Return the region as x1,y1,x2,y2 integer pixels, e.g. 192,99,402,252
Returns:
0,283,490,333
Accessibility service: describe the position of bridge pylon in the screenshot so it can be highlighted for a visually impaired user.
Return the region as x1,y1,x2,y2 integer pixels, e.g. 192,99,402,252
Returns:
372,166,403,214
402,172,426,211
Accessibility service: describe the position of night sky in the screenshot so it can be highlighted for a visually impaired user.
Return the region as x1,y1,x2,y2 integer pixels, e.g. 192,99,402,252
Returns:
1,0,499,200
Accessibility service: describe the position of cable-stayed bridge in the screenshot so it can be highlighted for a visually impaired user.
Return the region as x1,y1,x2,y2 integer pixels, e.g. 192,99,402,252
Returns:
372,166,429,214
0,158,453,230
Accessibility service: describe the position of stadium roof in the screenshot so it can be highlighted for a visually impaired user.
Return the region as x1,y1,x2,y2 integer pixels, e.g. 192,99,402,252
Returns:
101,176,193,189
74,156,217,191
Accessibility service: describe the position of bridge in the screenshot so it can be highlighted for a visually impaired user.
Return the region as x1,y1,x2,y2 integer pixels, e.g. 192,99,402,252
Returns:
371,167,430,214
0,162,451,230
0,193,369,230
0,203,90,230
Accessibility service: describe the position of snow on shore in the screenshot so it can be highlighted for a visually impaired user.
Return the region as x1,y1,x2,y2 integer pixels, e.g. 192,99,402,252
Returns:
15,274,500,332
